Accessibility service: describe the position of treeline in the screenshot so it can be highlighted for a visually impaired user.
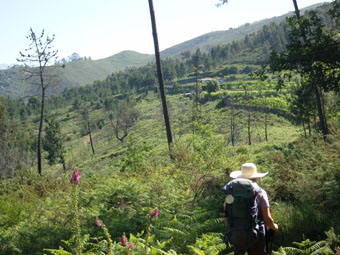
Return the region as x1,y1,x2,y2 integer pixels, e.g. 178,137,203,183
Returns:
0,97,34,178
3,2,334,113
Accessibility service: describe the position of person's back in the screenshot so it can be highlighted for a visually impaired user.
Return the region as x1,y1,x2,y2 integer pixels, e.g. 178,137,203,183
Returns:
223,163,278,255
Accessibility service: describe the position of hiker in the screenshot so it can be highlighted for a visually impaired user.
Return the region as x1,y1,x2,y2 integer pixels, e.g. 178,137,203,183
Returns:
222,163,278,255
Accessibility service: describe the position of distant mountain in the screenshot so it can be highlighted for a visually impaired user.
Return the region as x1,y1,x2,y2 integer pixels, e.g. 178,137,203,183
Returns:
161,3,323,58
60,50,154,89
0,64,9,70
0,50,153,98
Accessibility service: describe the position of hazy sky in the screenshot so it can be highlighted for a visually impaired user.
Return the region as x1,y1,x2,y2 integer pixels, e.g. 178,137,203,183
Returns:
0,0,332,65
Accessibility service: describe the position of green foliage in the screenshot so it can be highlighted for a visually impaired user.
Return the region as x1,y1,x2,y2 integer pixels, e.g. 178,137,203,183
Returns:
205,80,220,93
187,233,226,255
120,137,152,172
273,239,328,255
1,6,340,252
43,117,66,168
44,234,109,255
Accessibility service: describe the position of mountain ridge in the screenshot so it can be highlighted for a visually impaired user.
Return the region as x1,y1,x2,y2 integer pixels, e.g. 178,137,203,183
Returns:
0,2,325,98
160,2,323,58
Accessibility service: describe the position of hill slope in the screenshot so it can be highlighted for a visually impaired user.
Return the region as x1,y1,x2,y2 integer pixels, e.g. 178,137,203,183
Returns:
0,50,153,98
160,3,323,58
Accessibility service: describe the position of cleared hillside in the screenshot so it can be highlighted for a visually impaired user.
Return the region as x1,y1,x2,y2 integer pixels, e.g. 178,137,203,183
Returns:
0,50,154,98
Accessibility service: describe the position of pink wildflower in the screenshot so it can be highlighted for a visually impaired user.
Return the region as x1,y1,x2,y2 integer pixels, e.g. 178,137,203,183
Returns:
128,242,136,249
120,234,127,247
70,169,79,184
151,208,159,218
95,219,101,227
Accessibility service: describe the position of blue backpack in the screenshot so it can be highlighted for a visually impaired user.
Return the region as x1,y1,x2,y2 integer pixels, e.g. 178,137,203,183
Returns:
222,178,262,245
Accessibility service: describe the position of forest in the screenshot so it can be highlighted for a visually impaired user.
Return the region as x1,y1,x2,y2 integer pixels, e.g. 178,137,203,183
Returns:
0,1,340,254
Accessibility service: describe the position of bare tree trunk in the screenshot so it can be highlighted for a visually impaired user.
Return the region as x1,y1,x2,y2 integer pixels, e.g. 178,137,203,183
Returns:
148,0,173,150
231,104,235,146
88,121,95,155
247,108,251,145
61,154,66,172
302,118,307,138
313,82,329,141
264,97,268,142
37,86,45,175
313,109,317,130
307,117,311,136
320,88,328,132
265,112,268,142
195,68,199,116
292,0,300,19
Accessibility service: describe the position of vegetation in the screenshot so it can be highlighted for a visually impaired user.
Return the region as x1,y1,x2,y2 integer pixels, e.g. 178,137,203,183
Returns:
17,28,61,175
0,1,340,254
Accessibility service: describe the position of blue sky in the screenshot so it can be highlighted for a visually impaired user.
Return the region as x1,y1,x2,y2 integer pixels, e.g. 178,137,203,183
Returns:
0,0,332,66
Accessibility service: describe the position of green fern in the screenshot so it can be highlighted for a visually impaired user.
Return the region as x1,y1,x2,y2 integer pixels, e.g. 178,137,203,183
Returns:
273,239,329,255
187,233,226,255
281,246,303,255
44,246,72,255
307,240,327,254
44,235,108,255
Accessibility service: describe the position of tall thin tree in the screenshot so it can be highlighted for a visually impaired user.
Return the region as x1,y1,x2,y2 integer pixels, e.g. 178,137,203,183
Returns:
17,28,61,175
148,0,173,149
81,108,95,155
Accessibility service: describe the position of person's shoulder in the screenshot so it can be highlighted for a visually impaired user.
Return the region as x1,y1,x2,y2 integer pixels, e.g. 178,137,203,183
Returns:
222,181,232,193
256,185,269,200
252,182,269,196
251,181,262,191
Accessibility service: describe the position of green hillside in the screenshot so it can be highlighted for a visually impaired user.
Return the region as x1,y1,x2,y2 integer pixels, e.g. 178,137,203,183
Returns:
160,3,322,58
1,87,340,254
59,51,154,92
0,50,153,98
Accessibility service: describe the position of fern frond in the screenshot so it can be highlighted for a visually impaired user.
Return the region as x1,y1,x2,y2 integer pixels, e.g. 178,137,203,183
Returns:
308,240,327,255
281,246,302,255
44,247,72,255
273,249,285,255
162,227,188,237
187,245,206,255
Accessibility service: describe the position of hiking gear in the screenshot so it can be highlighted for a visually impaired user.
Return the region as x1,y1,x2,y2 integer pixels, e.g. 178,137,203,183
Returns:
223,178,263,250
230,229,265,255
230,163,268,179
265,227,275,255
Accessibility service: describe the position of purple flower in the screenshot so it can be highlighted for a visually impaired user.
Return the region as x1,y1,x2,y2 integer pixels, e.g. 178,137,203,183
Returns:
128,242,136,249
120,234,127,247
70,169,79,184
95,219,101,227
151,208,159,218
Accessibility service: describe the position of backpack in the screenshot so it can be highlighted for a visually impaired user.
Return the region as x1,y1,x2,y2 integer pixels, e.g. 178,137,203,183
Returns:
222,178,261,245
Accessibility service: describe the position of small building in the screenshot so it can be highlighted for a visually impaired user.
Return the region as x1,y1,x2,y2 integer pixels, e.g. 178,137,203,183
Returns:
198,78,216,84
180,92,192,97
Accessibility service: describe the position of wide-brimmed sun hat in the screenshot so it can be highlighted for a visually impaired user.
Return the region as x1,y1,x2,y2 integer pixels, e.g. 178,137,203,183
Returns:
230,163,268,179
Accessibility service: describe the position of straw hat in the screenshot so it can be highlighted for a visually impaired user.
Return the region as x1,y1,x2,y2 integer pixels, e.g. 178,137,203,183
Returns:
230,163,268,179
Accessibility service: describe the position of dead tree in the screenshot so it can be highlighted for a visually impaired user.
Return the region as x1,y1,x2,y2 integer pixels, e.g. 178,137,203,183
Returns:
109,100,139,143
81,108,95,155
17,28,62,175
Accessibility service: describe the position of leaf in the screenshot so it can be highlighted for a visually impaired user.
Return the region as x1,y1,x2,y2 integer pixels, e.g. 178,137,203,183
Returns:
44,247,72,255
187,245,206,255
